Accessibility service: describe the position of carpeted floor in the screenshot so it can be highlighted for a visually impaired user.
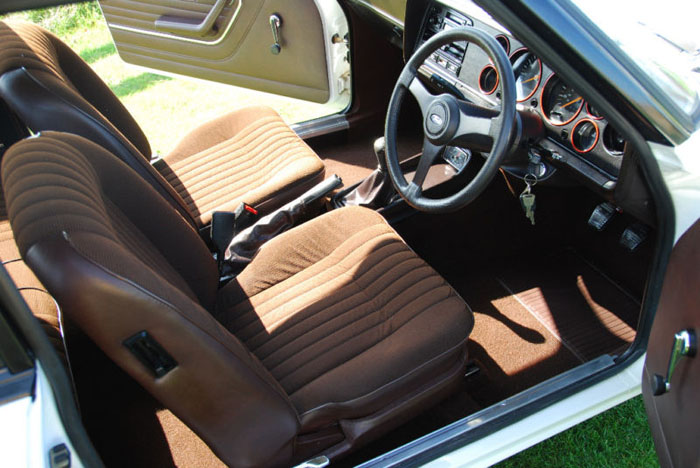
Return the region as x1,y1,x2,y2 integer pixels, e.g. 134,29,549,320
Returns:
449,247,639,408
312,130,423,187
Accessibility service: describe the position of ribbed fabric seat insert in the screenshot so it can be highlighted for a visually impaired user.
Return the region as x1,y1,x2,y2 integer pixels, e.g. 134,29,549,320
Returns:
158,114,324,225
217,208,471,406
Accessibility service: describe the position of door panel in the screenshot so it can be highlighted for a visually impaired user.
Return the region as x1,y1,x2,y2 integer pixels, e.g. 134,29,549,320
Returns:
642,217,700,468
98,0,350,104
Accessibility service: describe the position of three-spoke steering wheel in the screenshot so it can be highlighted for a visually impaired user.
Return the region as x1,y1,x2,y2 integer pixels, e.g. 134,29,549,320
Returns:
385,27,517,213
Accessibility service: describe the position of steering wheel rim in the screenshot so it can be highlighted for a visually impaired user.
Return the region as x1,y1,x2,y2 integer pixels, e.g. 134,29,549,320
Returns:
384,27,517,213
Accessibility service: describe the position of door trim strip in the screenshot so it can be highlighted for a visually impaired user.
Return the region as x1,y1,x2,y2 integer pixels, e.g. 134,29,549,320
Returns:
107,0,243,46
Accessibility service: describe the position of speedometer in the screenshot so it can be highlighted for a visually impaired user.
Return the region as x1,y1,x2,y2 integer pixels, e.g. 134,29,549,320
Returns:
540,74,584,125
510,48,541,102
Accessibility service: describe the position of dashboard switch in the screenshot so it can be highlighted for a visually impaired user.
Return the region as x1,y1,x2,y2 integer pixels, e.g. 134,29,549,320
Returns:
443,146,471,173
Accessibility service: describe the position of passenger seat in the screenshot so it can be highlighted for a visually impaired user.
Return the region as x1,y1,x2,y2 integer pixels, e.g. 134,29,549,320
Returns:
0,21,326,229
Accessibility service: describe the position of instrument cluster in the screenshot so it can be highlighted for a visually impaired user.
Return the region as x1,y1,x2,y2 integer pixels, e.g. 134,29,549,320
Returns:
419,2,626,186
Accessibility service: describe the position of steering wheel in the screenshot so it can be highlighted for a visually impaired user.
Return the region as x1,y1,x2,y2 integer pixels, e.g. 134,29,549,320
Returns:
385,27,517,213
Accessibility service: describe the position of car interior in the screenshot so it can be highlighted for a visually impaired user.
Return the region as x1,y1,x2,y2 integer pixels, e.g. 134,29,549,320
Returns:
0,0,661,467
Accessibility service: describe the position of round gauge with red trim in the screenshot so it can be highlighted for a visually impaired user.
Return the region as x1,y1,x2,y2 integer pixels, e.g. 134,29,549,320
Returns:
509,48,541,102
571,119,599,153
478,65,499,94
586,103,604,120
495,35,510,54
603,124,626,155
540,74,584,125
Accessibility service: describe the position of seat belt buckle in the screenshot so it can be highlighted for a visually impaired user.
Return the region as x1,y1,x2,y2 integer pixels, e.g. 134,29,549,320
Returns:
211,203,259,274
234,202,259,231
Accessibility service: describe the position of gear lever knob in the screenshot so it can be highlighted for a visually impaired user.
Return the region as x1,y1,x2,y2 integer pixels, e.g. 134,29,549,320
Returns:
374,137,387,172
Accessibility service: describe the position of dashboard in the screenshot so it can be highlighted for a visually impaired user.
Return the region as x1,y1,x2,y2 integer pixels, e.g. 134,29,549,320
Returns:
414,0,626,191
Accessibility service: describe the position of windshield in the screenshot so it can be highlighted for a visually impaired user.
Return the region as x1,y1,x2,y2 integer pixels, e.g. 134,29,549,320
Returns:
571,0,700,120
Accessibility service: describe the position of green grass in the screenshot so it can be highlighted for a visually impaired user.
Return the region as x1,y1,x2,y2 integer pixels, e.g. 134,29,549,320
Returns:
496,396,658,468
3,4,661,467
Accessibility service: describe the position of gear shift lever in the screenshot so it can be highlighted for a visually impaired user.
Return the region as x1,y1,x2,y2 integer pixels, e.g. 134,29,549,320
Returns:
339,137,396,209
374,136,388,172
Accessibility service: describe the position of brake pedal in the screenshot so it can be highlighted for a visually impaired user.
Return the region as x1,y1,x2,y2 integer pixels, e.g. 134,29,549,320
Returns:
588,202,618,231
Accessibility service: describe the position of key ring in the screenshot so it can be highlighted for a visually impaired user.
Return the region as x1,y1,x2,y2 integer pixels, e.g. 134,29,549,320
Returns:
524,173,538,187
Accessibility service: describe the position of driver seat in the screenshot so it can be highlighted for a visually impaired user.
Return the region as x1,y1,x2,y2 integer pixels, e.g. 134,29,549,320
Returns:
2,132,474,467
0,21,325,228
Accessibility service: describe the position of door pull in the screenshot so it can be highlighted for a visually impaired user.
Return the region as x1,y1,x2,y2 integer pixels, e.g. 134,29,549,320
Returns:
652,329,696,396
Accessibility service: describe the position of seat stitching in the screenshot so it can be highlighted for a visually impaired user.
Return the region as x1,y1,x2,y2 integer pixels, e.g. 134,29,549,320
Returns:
265,269,441,376
163,123,312,189
277,292,458,393
166,117,282,173
167,142,316,208
165,121,295,185
294,334,467,417
226,228,397,314
239,244,411,337
251,256,429,360
225,232,399,337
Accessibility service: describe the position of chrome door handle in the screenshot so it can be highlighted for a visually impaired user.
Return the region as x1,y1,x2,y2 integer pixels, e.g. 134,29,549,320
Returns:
269,14,282,54
652,329,696,396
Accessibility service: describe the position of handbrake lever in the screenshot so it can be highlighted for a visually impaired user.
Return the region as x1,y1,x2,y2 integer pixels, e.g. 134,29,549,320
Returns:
211,203,258,273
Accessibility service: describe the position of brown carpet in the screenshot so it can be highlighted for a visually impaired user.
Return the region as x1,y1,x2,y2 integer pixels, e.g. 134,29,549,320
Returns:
313,131,423,186
497,250,640,362
453,274,582,407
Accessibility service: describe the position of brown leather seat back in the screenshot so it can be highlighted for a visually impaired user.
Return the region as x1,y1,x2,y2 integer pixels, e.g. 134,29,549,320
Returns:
0,21,149,158
2,132,300,467
0,22,196,228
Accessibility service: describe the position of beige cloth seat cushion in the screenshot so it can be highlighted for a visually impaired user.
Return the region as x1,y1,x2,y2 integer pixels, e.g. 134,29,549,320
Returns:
217,206,473,430
157,106,325,226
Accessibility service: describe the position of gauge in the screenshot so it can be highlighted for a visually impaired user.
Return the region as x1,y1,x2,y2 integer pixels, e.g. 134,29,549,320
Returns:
510,48,542,102
478,65,499,94
540,75,584,125
603,124,626,155
495,35,510,54
571,119,599,153
586,103,603,120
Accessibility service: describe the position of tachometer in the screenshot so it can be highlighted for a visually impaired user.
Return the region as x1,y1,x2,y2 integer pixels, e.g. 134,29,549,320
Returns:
540,74,584,125
510,48,541,102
